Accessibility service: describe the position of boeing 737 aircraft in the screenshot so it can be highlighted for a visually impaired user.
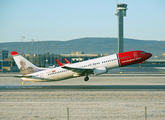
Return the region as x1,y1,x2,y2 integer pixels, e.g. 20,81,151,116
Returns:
11,50,152,82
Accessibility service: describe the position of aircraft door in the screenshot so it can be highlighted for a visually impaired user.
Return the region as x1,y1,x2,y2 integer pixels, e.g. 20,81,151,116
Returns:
133,52,138,60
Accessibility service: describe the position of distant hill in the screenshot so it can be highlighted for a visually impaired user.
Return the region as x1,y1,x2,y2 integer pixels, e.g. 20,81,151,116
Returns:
0,37,165,57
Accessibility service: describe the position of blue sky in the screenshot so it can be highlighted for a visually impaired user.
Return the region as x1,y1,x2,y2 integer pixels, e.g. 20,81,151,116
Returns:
0,0,165,43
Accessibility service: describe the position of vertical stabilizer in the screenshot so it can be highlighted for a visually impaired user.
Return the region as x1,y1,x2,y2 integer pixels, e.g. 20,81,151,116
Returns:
11,51,46,75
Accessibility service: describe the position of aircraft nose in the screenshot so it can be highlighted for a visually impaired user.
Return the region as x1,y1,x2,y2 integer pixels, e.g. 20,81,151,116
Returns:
146,53,152,58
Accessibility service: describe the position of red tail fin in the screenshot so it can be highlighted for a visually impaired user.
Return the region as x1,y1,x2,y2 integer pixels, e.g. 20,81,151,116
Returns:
11,51,19,56
56,59,63,66
10,51,47,75
64,58,70,64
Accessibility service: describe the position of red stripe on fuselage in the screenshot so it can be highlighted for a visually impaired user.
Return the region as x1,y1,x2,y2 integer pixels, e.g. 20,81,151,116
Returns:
118,50,144,67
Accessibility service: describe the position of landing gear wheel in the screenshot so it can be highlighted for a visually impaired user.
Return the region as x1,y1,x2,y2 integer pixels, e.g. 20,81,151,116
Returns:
84,75,89,81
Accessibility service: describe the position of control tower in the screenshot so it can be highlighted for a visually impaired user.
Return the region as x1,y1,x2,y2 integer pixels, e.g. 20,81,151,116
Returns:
115,3,127,53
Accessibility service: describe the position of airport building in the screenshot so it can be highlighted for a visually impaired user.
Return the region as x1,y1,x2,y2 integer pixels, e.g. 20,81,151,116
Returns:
0,50,20,72
24,52,108,67
0,50,8,60
1,49,165,73
0,50,109,72
61,52,108,64
0,50,11,72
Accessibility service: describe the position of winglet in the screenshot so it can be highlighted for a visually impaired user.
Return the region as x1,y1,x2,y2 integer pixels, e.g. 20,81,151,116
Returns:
64,58,70,64
56,59,63,66
11,51,19,56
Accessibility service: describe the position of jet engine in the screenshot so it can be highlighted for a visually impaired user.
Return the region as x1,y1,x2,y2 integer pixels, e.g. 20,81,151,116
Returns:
93,66,108,75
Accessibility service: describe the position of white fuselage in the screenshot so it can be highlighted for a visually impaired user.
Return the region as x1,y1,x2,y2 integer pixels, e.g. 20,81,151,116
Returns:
21,54,119,82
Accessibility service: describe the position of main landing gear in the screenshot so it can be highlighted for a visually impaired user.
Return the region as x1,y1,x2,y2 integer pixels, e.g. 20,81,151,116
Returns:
84,74,89,81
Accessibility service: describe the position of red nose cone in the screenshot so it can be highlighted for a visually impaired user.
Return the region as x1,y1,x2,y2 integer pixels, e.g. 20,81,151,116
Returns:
147,53,152,59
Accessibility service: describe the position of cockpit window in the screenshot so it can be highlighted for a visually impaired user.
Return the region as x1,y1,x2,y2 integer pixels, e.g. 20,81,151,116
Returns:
140,52,146,54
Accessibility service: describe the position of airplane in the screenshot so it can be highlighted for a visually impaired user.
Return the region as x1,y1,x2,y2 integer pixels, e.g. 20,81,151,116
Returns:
11,50,152,82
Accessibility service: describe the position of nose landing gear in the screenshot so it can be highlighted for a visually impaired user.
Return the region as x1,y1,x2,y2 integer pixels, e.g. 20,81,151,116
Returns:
84,75,89,81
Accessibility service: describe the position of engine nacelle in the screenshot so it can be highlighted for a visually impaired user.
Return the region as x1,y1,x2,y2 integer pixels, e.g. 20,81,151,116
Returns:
93,66,108,75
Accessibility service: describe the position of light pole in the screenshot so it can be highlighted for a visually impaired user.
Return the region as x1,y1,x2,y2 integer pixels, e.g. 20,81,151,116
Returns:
1,60,3,73
54,44,56,65
37,40,39,66
31,39,34,55
21,36,25,55
57,44,59,61
50,43,52,66
46,42,48,67
42,41,44,54
31,39,34,65
42,41,44,67
37,40,39,56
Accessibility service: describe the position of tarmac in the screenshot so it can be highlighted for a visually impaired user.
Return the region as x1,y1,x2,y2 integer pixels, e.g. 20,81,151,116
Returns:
0,66,165,119
1,85,165,91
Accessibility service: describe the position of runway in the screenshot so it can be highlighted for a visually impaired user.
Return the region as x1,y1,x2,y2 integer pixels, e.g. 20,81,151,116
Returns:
1,85,165,91
1,71,165,119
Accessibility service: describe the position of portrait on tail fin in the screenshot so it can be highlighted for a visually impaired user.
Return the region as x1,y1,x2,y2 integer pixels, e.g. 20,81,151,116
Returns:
20,59,34,75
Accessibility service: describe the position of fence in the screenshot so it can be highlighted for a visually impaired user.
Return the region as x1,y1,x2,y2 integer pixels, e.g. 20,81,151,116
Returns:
1,103,165,120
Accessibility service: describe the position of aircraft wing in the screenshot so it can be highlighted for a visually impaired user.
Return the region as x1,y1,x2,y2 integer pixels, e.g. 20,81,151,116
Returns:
62,66,93,74
14,75,44,80
14,75,33,78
